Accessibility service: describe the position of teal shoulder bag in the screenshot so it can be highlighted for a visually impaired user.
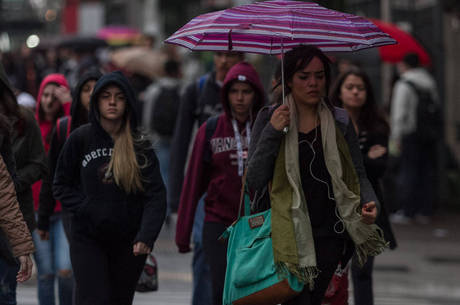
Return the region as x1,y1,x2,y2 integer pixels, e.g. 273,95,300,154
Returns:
221,183,303,305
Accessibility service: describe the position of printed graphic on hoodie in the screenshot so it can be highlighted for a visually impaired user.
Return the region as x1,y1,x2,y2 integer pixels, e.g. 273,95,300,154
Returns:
82,148,113,167
210,135,249,167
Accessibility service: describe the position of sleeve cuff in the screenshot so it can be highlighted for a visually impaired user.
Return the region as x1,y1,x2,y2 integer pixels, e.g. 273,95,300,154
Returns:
37,216,50,231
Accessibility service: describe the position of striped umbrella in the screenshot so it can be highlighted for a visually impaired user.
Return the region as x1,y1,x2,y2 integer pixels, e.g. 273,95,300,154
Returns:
165,0,396,128
164,0,396,54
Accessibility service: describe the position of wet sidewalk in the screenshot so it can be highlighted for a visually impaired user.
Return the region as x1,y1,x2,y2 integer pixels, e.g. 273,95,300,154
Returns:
17,210,460,305
368,211,460,304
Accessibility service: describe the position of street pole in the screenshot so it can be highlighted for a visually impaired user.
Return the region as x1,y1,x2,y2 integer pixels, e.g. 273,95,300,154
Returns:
143,0,163,42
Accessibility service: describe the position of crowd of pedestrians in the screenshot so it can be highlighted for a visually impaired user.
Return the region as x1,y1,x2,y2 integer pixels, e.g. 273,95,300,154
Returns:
0,30,441,305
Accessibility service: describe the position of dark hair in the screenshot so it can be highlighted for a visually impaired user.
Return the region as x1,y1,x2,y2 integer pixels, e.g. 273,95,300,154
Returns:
0,114,12,163
0,113,11,140
0,81,25,136
403,53,419,68
275,45,334,109
164,59,180,77
72,77,99,130
329,67,390,136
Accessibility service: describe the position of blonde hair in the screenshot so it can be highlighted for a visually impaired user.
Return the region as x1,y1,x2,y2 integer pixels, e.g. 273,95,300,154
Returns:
107,117,144,193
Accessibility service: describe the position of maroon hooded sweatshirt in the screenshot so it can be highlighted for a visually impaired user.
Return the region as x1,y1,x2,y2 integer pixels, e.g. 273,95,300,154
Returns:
176,62,265,252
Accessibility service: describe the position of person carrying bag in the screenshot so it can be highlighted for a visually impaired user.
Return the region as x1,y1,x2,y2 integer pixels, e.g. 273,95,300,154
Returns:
245,45,387,305
222,176,303,305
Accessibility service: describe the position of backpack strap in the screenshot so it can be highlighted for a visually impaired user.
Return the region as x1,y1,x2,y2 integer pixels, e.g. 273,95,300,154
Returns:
403,79,433,98
194,74,210,119
197,74,209,95
56,116,71,143
56,118,62,141
203,115,219,163
403,80,419,93
65,117,71,139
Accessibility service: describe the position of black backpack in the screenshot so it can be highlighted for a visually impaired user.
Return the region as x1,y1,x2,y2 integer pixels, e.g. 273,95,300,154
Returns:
203,115,219,163
151,85,181,136
405,80,441,143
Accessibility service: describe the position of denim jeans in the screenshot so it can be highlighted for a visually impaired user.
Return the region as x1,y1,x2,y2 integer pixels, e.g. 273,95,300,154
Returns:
191,198,212,305
155,138,171,215
0,258,19,305
32,214,74,305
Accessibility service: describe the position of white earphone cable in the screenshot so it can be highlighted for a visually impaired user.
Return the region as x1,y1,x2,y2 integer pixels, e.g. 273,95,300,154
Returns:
298,119,345,234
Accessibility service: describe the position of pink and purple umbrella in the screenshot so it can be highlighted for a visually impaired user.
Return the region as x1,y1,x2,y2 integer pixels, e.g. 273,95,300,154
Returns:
165,0,396,117
165,0,396,54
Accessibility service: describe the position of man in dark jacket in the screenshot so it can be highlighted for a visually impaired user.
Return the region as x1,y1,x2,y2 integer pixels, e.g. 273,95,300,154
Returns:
168,51,243,305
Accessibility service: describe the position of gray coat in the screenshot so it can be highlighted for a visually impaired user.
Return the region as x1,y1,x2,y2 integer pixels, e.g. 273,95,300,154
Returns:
246,105,380,213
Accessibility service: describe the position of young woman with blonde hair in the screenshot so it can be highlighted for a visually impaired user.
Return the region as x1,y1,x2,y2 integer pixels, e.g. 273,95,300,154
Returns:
53,71,167,305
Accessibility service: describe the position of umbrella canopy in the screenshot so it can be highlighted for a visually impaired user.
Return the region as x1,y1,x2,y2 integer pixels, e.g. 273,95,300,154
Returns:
58,36,108,53
110,47,167,79
165,0,396,54
370,19,431,66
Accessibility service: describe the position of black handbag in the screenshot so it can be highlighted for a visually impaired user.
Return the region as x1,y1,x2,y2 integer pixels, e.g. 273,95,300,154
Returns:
135,253,158,292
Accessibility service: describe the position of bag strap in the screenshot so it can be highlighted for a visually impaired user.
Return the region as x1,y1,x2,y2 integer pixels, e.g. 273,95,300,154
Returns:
56,117,62,142
236,170,251,220
203,115,219,163
403,79,430,98
56,116,71,142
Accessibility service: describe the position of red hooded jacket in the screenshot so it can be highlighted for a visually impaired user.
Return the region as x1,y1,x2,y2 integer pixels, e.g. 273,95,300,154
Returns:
176,62,265,252
33,74,71,212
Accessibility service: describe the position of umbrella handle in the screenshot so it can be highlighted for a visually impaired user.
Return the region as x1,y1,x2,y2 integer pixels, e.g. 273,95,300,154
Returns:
281,38,288,134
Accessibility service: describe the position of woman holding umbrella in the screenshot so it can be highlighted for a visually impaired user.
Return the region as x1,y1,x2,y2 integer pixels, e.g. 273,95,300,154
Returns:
246,45,387,305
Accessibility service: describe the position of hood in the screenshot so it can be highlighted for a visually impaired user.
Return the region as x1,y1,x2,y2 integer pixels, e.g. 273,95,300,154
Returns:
70,69,102,131
36,74,70,123
221,62,265,120
89,71,140,132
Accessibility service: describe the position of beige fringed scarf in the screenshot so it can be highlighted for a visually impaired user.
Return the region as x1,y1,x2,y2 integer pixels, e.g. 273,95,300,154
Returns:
271,95,388,290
